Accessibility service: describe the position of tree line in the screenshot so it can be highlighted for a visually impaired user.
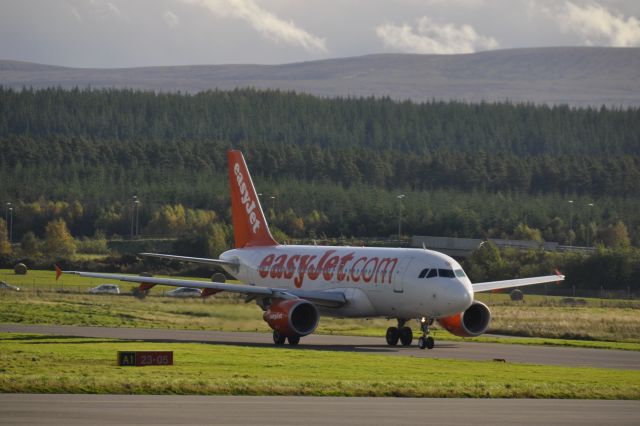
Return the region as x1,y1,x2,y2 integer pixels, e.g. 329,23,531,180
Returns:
3,214,638,293
0,87,638,247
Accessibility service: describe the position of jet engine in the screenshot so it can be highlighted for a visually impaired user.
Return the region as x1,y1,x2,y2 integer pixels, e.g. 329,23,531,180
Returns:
437,301,491,337
263,299,319,337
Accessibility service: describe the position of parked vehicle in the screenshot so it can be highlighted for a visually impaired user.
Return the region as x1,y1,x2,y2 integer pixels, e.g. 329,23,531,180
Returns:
89,284,120,294
166,287,202,298
0,281,20,291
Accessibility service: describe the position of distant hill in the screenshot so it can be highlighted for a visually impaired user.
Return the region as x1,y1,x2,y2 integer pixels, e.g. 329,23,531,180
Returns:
1,47,639,107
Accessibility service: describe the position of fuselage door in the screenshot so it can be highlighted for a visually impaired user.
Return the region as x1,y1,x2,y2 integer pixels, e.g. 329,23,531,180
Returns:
393,257,413,293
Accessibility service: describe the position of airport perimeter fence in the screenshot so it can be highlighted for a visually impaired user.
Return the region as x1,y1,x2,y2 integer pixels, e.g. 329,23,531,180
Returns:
0,274,165,296
524,282,638,300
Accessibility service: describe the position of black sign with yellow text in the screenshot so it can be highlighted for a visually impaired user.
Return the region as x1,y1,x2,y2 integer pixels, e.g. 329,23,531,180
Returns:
117,351,173,366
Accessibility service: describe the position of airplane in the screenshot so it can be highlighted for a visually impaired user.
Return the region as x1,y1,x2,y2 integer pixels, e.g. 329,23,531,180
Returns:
56,150,564,349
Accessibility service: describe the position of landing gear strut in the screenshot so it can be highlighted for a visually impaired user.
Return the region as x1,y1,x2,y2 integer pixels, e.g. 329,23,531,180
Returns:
273,330,286,345
273,330,301,346
386,319,413,346
417,317,435,350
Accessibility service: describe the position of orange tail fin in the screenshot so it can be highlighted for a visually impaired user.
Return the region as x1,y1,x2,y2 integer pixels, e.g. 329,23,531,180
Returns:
228,150,278,248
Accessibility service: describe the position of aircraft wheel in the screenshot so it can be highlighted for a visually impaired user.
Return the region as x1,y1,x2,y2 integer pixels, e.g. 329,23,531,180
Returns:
418,336,427,349
273,330,286,345
426,336,435,349
399,327,413,346
287,335,300,345
385,327,399,346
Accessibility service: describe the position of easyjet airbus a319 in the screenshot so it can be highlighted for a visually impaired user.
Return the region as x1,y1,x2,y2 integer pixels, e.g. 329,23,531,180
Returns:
57,150,564,349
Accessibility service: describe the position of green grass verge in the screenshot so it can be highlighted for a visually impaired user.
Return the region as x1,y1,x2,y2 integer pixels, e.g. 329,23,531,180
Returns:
1,333,638,399
2,291,639,351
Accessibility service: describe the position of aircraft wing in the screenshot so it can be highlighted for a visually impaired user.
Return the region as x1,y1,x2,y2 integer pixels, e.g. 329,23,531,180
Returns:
472,273,564,293
138,252,239,269
59,270,346,308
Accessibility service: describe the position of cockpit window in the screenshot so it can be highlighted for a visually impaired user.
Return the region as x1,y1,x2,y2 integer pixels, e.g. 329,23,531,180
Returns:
426,269,437,278
438,269,455,278
418,268,429,278
454,269,466,278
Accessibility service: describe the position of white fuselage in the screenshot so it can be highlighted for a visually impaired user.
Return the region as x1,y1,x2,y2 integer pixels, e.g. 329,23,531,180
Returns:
220,245,474,320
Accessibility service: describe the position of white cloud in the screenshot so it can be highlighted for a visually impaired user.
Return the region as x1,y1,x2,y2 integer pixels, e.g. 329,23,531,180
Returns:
105,1,122,18
558,1,640,46
89,0,122,17
182,0,327,53
82,0,126,21
420,0,485,6
66,3,82,22
163,10,180,28
376,16,498,54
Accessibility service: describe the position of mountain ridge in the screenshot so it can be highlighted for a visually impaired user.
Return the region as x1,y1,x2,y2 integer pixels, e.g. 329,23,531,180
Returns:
1,47,639,107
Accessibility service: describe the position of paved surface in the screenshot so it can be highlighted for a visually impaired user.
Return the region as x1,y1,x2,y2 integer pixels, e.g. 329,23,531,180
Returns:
1,394,639,425
2,324,638,370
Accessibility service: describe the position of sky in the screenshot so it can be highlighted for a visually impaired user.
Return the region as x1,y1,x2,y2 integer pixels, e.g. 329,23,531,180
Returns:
1,0,640,67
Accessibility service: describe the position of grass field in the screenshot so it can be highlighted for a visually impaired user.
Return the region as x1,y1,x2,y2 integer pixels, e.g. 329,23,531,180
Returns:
2,269,640,351
1,333,638,399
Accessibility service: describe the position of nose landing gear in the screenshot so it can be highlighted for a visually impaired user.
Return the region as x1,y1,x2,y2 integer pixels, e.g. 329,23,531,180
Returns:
417,317,435,350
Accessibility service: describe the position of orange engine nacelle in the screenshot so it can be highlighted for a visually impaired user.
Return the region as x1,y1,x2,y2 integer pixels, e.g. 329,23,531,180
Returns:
263,299,319,338
437,301,491,337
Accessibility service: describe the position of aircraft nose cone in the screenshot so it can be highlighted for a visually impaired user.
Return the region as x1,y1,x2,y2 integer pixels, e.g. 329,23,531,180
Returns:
448,280,473,313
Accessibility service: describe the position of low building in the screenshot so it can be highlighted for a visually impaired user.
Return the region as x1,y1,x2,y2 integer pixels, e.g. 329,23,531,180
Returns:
411,236,592,258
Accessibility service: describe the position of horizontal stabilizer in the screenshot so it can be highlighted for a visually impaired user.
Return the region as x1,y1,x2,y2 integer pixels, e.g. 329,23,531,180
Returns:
139,253,239,268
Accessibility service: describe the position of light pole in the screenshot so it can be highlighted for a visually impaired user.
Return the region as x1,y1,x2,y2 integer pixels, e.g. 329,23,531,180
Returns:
568,200,574,247
135,198,140,237
7,204,13,243
397,194,405,239
4,202,10,242
269,196,276,213
131,195,137,238
587,203,594,247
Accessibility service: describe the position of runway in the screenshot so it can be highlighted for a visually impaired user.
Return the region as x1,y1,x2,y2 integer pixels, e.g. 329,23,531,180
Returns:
2,324,638,370
1,394,639,425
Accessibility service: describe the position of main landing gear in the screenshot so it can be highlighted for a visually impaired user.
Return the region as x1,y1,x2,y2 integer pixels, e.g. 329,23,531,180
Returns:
273,330,300,346
385,317,434,349
385,319,413,346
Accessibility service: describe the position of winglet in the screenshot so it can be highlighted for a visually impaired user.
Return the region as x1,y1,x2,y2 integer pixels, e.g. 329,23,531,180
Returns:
227,150,278,248
54,264,62,281
554,269,564,285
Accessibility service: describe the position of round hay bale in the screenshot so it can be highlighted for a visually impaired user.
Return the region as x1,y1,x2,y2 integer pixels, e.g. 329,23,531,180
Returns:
510,288,524,301
211,272,226,283
14,263,28,275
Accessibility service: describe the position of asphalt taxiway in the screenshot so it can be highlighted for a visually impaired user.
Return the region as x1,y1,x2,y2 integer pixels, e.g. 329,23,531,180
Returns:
1,394,639,425
2,324,638,370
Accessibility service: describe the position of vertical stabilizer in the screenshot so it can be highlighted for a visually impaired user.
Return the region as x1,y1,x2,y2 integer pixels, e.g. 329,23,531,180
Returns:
228,150,278,248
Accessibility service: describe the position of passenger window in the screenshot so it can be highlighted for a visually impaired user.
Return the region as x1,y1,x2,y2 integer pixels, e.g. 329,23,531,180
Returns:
418,268,429,278
426,269,437,278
